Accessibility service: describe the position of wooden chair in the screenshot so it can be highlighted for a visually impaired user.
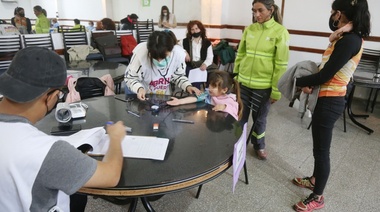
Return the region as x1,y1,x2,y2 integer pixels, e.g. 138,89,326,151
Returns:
135,19,154,43
0,35,22,74
22,33,54,50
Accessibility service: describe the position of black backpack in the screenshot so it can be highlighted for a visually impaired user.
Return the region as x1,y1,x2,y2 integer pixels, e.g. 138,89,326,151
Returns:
76,77,106,99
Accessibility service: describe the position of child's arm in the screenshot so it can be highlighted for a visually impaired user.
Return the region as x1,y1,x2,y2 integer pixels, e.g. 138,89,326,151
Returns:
167,92,208,106
167,96,198,106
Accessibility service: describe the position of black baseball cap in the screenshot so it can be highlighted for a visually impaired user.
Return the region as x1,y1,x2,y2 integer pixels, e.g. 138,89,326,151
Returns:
0,47,66,103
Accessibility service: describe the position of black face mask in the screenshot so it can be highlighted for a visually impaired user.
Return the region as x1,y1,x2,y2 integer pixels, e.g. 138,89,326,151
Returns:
192,32,201,38
19,13,25,17
329,12,339,31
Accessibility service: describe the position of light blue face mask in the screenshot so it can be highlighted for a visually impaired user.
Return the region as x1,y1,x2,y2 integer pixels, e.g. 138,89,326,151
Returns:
153,56,170,68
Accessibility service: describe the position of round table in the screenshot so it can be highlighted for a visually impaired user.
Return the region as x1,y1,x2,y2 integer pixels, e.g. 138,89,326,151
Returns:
36,94,242,211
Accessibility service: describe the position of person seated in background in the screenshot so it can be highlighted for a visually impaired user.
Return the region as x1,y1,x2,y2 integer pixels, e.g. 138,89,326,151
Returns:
124,31,200,100
51,18,59,29
0,47,126,211
33,5,49,33
158,5,177,28
86,20,95,31
179,20,215,89
95,21,103,30
100,18,116,30
11,7,32,34
120,13,138,30
72,18,84,31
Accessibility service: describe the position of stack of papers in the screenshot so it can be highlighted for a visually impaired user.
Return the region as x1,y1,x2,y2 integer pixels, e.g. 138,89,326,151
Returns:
59,127,169,160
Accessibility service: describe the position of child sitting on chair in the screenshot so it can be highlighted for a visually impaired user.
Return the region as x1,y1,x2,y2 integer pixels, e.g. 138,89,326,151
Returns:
167,70,242,120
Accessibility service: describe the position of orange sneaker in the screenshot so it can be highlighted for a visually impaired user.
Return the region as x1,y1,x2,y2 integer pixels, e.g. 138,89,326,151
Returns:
294,193,324,212
293,177,315,191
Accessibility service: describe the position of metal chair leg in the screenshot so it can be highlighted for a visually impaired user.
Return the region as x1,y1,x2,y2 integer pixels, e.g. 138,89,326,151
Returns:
196,185,203,199
243,161,249,184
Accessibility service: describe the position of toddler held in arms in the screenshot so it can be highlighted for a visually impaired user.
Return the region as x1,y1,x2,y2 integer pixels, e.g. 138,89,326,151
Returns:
167,70,242,120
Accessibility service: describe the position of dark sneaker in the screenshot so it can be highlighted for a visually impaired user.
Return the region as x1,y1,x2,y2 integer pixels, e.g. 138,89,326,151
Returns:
255,149,267,160
294,193,325,212
293,177,315,191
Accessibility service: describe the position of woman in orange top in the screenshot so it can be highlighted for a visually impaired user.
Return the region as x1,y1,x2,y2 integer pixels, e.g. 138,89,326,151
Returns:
292,0,371,211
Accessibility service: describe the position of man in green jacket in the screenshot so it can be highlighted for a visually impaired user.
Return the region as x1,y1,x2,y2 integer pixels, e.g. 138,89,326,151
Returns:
33,5,50,34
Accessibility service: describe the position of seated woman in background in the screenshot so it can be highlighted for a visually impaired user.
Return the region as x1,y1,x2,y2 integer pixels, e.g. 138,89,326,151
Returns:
158,5,177,28
120,13,138,30
179,20,215,89
51,18,59,29
86,21,95,31
11,7,31,34
124,31,200,100
100,18,116,30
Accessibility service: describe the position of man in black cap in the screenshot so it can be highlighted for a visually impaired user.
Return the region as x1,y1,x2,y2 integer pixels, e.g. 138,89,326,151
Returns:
120,13,139,30
0,47,125,211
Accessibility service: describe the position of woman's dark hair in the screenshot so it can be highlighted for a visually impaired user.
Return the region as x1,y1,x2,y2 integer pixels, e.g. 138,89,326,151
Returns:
165,30,178,44
74,19,80,25
147,31,175,67
160,5,170,23
14,7,24,15
101,18,116,30
208,70,243,120
252,0,283,24
186,20,207,40
332,0,371,38
33,5,43,12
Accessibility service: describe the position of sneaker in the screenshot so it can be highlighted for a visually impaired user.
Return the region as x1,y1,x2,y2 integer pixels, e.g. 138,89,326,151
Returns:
294,193,324,212
255,149,267,160
293,177,315,191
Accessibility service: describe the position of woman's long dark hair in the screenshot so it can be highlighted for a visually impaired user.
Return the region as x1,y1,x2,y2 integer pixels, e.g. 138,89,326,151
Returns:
160,5,170,23
332,0,371,38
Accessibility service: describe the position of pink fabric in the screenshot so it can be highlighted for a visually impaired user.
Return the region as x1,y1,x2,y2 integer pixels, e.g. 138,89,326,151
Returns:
65,74,115,103
100,74,115,96
65,77,81,103
211,93,239,120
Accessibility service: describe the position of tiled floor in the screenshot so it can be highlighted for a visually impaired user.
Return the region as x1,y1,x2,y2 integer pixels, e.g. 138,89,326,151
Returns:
85,97,380,212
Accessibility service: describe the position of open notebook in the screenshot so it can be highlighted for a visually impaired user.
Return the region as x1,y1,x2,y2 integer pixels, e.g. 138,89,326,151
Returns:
58,127,169,160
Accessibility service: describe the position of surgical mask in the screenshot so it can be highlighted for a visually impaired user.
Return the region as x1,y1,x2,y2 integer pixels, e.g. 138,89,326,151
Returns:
153,56,170,68
329,12,339,31
163,13,168,16
192,32,201,38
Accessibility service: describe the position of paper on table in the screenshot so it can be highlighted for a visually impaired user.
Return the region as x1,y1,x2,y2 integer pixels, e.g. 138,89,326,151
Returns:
59,127,169,160
188,68,207,83
90,136,169,161
59,127,107,153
